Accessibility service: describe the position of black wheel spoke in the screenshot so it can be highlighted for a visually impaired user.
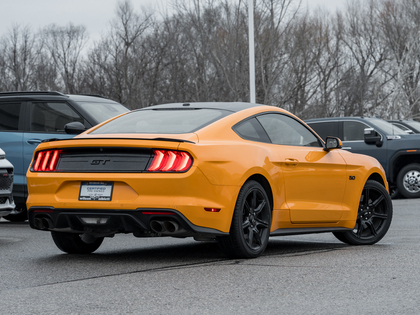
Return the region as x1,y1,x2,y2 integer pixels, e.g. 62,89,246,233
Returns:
242,218,250,230
370,194,384,208
366,221,378,236
356,221,364,238
253,227,262,246
372,212,388,221
363,188,370,206
255,217,269,228
251,190,257,209
254,199,266,215
247,228,254,246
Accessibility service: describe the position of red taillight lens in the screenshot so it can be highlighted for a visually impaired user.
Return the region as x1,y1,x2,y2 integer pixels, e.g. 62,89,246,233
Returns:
33,150,61,172
147,150,193,172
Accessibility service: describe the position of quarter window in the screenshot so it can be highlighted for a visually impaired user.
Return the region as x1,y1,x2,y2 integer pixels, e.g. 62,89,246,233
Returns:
257,113,321,147
233,118,270,143
0,103,21,131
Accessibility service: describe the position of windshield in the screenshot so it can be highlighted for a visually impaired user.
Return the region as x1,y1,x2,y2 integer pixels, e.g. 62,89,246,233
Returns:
76,101,129,123
404,120,420,131
90,108,232,134
367,118,406,135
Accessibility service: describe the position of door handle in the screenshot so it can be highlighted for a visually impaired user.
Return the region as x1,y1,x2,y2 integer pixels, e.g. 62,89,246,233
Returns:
285,158,299,166
27,139,42,145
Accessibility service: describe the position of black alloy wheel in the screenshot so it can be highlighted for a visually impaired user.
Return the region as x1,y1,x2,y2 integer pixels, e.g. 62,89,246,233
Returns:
218,180,271,258
51,231,104,254
333,180,392,245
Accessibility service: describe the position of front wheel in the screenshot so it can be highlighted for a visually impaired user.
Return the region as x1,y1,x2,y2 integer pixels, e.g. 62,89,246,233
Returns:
51,231,104,254
333,180,392,245
217,180,271,258
397,163,420,198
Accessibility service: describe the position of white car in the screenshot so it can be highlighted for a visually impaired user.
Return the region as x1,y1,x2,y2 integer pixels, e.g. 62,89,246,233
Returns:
0,148,15,218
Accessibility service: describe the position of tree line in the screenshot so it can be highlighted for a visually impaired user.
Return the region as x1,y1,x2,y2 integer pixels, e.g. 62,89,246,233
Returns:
1,0,419,120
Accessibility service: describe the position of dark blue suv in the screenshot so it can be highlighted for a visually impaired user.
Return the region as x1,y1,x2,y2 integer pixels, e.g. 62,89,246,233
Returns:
0,91,129,221
306,116,420,199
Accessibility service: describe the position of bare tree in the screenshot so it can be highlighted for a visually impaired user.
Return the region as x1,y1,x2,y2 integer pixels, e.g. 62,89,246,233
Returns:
379,0,420,119
42,23,89,94
0,25,38,91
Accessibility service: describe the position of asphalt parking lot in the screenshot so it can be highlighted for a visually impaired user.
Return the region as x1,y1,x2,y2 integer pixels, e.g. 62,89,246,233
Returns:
1,198,419,315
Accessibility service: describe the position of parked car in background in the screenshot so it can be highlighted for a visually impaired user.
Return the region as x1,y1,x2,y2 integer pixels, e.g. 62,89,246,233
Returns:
388,119,420,134
26,103,392,257
0,91,129,221
0,148,15,219
306,116,420,199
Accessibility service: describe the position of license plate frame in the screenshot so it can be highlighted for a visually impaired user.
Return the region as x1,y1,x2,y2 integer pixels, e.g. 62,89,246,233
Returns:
79,182,114,201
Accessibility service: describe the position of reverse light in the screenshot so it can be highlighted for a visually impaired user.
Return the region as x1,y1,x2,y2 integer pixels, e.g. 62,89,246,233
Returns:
33,150,61,172
147,150,193,172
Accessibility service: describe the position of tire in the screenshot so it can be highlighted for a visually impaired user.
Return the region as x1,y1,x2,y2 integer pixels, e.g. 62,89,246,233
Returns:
3,206,28,222
51,231,104,254
217,180,271,258
397,163,420,198
333,180,393,245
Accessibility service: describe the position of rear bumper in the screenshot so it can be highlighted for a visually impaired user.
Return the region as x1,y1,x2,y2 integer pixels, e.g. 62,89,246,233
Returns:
28,207,228,238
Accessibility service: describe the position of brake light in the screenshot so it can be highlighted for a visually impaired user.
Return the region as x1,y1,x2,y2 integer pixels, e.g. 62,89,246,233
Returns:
147,150,193,172
33,150,61,172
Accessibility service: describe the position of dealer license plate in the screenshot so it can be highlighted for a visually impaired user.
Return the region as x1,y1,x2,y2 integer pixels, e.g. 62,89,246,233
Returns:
79,182,113,201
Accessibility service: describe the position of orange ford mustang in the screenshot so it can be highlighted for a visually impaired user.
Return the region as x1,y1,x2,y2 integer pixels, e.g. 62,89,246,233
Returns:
26,103,393,258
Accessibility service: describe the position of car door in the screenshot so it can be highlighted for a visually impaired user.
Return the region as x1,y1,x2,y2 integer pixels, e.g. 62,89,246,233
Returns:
23,101,85,175
0,101,25,191
257,113,348,224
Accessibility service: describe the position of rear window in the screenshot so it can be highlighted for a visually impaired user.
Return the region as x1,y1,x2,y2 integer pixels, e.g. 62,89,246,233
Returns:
90,108,232,134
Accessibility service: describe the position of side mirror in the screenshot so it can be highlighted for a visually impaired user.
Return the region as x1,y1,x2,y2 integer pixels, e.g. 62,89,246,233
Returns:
324,136,343,151
64,122,86,135
364,128,383,147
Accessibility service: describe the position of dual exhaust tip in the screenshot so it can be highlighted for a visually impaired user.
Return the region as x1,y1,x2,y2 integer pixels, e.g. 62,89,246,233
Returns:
34,216,53,230
150,220,184,235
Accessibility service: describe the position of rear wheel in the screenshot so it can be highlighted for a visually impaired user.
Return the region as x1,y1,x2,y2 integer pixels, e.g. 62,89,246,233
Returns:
397,163,420,198
333,180,392,245
218,180,271,258
51,231,104,254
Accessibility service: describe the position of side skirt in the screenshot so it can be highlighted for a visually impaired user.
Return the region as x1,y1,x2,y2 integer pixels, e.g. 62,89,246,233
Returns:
270,227,352,237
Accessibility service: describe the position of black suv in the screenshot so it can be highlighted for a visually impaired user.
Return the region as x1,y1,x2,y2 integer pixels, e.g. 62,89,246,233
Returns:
306,116,420,199
0,91,129,221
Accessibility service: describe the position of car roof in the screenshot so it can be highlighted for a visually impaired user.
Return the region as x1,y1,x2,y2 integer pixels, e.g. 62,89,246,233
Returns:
0,91,116,103
306,116,376,122
141,102,265,113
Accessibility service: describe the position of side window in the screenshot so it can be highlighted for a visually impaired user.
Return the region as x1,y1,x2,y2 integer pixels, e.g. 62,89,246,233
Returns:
233,118,270,143
257,113,321,147
307,121,339,140
343,121,369,141
30,102,83,133
0,103,21,131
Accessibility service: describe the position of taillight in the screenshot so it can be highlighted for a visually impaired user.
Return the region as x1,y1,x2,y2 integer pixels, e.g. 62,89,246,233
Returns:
33,150,61,172
147,150,193,172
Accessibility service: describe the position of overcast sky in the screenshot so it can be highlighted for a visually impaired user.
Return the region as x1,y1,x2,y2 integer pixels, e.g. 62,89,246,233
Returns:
0,0,346,42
